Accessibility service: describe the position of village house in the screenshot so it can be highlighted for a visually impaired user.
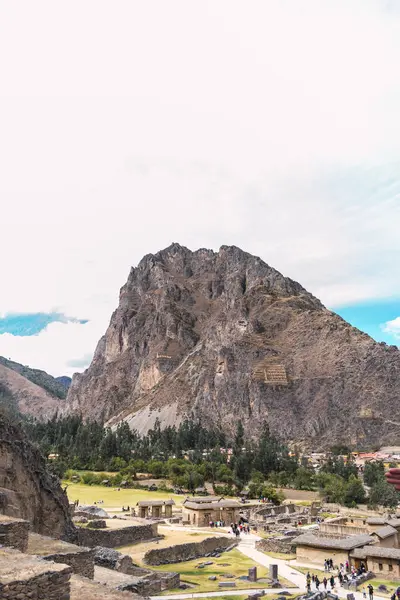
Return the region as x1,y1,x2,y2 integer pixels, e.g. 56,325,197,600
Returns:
351,546,400,580
182,497,241,526
293,533,374,566
136,499,175,519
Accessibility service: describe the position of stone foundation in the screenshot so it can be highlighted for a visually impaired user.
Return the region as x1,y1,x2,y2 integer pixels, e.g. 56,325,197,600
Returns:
75,522,158,548
28,532,95,579
0,515,29,552
0,546,72,600
144,535,237,565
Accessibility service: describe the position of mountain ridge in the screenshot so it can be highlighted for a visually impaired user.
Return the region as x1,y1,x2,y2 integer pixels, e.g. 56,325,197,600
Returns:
63,242,400,449
0,357,66,419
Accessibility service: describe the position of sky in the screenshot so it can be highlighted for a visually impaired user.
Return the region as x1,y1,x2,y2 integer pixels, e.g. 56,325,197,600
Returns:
0,0,399,377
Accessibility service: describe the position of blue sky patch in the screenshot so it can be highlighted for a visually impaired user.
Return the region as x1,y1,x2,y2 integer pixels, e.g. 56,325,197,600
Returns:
335,299,400,345
0,312,88,336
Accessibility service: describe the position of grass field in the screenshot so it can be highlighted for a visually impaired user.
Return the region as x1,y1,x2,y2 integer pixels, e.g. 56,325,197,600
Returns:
144,549,294,594
261,551,296,561
366,579,400,597
64,482,183,510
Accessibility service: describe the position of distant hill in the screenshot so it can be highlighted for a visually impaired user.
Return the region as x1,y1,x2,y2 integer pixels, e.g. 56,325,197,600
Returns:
55,376,72,390
0,357,68,399
0,361,62,420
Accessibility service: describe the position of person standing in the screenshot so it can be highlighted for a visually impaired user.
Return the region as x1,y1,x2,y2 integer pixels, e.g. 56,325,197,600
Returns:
315,576,320,590
330,575,335,589
368,584,374,600
323,577,328,590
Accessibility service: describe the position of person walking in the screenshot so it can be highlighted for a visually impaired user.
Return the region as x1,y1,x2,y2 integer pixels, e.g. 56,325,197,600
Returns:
330,575,335,589
306,573,311,593
315,576,320,590
323,577,328,590
368,584,374,600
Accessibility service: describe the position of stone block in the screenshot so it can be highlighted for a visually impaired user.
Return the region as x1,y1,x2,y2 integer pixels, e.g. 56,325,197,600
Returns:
269,564,278,580
249,566,257,582
219,581,237,587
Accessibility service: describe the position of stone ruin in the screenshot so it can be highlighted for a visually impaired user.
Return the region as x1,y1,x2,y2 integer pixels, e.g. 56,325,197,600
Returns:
0,512,180,599
248,502,322,533
0,415,180,599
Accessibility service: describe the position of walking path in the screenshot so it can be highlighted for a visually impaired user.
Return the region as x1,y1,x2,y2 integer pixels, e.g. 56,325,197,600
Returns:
150,588,300,599
152,531,388,600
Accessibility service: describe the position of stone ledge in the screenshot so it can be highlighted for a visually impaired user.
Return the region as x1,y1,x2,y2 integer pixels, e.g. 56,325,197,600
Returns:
28,532,94,579
0,546,72,600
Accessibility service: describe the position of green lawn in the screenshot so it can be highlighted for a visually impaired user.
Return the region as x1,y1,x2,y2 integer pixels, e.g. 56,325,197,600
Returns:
261,551,296,561
64,482,183,509
150,549,294,594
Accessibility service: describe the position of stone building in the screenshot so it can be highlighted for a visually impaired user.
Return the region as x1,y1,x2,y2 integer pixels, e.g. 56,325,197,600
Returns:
182,498,241,526
136,499,175,519
351,546,400,580
293,533,374,566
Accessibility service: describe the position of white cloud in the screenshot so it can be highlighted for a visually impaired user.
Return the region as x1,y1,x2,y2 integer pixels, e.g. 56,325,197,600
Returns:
0,0,399,375
0,321,104,377
383,317,400,341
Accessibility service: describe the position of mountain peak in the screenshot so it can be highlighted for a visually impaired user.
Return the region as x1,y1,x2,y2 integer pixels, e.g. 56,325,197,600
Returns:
64,243,400,449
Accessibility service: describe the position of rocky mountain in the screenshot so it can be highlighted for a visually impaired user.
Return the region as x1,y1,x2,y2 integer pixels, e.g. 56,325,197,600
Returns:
0,358,63,420
55,375,72,390
65,243,400,449
0,413,74,538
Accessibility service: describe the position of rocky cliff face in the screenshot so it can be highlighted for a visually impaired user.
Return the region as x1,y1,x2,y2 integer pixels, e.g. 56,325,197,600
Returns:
65,243,400,449
0,415,74,539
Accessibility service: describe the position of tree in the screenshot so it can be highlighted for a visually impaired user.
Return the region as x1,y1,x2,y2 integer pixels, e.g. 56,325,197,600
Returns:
364,462,385,487
293,467,314,491
369,479,400,508
343,475,366,507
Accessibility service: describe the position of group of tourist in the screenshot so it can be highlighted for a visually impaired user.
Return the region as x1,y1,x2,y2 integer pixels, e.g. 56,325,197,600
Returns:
306,572,335,593
230,522,251,536
306,561,374,599
209,520,226,528
323,559,334,571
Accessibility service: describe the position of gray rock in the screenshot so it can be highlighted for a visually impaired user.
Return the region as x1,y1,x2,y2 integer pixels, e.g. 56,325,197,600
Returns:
209,576,217,581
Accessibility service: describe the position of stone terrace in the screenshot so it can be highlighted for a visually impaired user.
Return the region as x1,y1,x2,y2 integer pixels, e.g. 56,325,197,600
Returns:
0,514,30,552
0,546,72,600
27,532,94,578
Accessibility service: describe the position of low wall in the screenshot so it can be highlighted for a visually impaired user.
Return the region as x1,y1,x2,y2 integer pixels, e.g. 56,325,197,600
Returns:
0,547,72,600
256,537,295,555
43,547,95,579
75,522,158,548
144,536,236,566
319,523,367,537
0,516,30,552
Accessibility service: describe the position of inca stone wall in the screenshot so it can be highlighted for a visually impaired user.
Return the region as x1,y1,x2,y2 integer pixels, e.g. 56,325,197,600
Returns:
0,515,29,552
0,547,72,600
144,535,236,565
255,536,295,555
75,522,158,548
42,546,95,579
